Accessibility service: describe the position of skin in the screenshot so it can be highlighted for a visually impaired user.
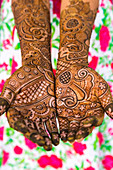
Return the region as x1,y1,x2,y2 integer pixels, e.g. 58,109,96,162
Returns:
0,0,59,151
56,0,113,143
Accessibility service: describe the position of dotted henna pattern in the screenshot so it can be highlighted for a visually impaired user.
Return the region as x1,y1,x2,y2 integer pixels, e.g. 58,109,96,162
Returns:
0,0,59,151
56,0,113,143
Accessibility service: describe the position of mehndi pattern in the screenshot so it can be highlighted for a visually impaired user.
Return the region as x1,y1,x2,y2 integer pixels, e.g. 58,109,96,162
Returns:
0,0,59,151
56,0,113,142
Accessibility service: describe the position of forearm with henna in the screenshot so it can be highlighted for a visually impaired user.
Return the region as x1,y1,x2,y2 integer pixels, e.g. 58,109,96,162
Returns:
56,0,113,142
0,0,59,151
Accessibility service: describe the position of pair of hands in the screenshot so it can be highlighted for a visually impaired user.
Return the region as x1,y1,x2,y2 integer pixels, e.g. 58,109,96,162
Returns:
0,60,113,151
0,0,113,151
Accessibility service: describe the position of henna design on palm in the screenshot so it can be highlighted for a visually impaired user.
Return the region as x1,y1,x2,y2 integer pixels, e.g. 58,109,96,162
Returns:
0,0,59,151
56,0,113,143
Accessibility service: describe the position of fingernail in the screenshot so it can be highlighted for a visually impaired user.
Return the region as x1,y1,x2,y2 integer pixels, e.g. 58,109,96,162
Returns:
44,145,52,151
51,133,59,146
37,139,45,146
68,136,75,143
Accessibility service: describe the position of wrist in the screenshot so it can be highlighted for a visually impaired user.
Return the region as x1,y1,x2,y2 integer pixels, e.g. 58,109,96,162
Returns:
57,46,88,67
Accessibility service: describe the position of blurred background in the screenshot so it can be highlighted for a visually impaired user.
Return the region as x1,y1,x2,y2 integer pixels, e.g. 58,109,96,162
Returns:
0,0,113,169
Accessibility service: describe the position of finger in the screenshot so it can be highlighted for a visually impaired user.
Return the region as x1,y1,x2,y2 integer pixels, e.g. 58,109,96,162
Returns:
45,111,59,146
7,108,45,146
75,126,93,140
93,109,105,127
98,82,113,119
0,98,10,116
67,120,79,142
35,119,52,151
58,117,69,142
80,116,94,128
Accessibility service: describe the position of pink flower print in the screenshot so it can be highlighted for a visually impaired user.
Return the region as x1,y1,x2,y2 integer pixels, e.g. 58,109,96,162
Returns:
0,80,5,93
111,62,113,70
37,155,50,168
107,82,113,96
102,155,113,170
99,26,110,52
14,146,23,154
50,154,63,169
84,166,95,170
25,137,37,150
73,142,87,155
11,56,18,75
53,0,61,18
37,155,63,169
109,0,113,5
88,56,99,70
97,132,104,146
2,150,9,165
0,62,8,71
0,126,4,141
108,128,113,136
3,39,12,50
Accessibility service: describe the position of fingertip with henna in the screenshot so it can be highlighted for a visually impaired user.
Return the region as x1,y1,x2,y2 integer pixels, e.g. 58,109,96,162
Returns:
51,132,60,146
105,103,113,119
0,98,9,115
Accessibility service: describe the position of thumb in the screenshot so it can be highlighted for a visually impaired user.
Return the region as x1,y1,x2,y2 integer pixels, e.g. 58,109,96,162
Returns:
0,78,15,115
98,83,113,119
0,98,10,116
0,66,23,115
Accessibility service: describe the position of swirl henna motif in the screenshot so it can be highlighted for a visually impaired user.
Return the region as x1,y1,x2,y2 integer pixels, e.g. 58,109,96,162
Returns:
56,0,113,143
0,0,59,151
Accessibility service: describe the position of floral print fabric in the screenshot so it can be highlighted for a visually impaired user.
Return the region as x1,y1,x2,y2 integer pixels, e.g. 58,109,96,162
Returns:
0,0,113,169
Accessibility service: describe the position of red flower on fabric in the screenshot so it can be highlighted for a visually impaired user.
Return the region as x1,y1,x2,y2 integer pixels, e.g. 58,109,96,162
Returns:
99,26,110,52
25,137,37,150
97,132,104,146
12,26,16,42
84,166,95,170
53,69,56,76
0,80,5,93
37,155,63,169
3,39,12,49
100,0,105,7
88,56,99,70
108,128,113,136
11,57,18,75
102,155,113,170
2,150,9,165
50,155,63,169
111,62,113,70
0,0,3,9
0,126,4,141
14,146,23,154
52,0,61,18
66,150,73,158
107,82,113,96
109,0,113,5
0,62,8,71
37,155,50,168
73,142,87,155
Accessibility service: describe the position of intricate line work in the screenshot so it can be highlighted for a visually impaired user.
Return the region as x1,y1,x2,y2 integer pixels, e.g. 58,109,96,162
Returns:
57,0,98,69
56,0,113,142
11,0,51,66
0,0,59,150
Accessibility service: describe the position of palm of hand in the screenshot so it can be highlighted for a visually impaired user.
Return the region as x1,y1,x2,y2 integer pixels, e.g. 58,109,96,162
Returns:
56,65,113,142
1,63,59,150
